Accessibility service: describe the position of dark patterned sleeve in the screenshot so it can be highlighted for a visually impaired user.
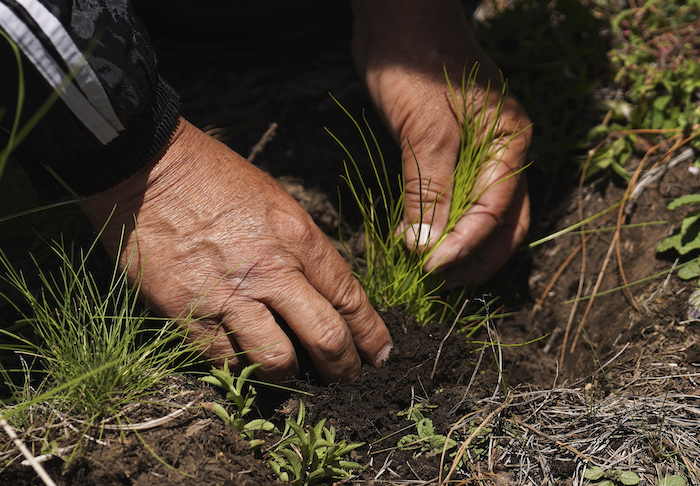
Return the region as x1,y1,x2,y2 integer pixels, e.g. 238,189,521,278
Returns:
0,0,180,199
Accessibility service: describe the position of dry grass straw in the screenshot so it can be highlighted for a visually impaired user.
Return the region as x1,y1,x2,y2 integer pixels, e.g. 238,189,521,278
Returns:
529,133,700,370
367,324,699,486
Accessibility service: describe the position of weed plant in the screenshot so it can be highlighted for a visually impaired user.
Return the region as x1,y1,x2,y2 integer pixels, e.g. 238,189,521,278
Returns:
199,365,363,485
656,194,700,280
397,404,461,465
584,466,640,486
329,65,524,324
586,0,700,178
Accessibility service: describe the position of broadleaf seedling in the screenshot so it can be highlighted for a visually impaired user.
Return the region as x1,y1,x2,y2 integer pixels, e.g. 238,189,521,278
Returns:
200,362,277,444
584,466,640,486
267,400,364,486
397,405,458,457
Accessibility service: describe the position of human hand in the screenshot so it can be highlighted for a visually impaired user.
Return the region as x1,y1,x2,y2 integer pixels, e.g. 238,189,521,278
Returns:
352,0,532,286
82,118,392,383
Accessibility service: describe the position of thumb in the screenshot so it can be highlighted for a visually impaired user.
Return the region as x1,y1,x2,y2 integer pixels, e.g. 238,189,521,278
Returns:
398,135,459,251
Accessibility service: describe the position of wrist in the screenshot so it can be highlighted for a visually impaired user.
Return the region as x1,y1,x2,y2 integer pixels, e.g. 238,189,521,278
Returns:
81,116,187,227
352,0,484,69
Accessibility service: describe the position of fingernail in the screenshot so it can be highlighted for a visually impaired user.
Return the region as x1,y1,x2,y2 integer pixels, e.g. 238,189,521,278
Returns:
405,223,433,248
374,344,393,367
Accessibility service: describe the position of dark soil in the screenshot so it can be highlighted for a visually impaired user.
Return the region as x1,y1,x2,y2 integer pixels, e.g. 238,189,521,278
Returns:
2,1,699,484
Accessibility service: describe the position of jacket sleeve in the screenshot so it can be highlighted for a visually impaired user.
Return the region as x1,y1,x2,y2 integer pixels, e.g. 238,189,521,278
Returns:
0,0,180,199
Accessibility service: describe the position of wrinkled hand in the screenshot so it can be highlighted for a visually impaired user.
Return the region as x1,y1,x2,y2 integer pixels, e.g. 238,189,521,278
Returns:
83,118,392,383
352,0,532,286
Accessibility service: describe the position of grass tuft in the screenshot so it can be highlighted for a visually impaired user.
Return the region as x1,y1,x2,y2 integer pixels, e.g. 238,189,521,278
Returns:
0,232,208,428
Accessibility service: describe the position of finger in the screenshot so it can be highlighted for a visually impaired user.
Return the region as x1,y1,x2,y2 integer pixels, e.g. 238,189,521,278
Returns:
218,299,300,383
304,242,393,369
264,272,364,383
399,115,461,250
440,177,530,287
182,317,244,367
424,140,526,272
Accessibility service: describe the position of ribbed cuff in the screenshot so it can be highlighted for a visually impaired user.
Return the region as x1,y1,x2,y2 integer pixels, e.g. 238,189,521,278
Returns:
23,76,181,200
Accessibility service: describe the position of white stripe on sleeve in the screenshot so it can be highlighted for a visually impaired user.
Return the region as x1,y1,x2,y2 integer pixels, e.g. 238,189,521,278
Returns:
14,0,125,132
0,2,119,144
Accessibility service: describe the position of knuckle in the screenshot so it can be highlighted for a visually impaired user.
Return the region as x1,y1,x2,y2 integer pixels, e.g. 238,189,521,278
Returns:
404,178,450,206
283,211,317,244
316,324,351,362
333,276,367,317
258,348,297,376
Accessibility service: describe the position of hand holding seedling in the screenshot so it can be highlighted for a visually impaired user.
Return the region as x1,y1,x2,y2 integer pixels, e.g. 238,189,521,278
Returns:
352,0,532,286
83,118,392,384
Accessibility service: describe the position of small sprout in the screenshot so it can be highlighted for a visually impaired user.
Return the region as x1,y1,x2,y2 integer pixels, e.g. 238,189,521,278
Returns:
397,405,457,457
397,403,491,470
267,401,364,486
200,362,277,443
584,466,640,486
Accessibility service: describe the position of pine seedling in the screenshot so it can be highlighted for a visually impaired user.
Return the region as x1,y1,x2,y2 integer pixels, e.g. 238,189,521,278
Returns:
329,63,526,323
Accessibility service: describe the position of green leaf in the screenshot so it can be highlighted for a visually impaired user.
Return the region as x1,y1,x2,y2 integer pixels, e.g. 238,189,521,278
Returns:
245,418,278,433
668,194,700,210
679,211,700,237
398,434,421,449
584,466,605,480
416,418,435,438
678,230,700,254
430,435,457,453
296,400,307,427
659,475,687,486
278,448,301,469
657,233,683,253
312,418,327,440
611,160,632,181
287,418,308,446
619,470,640,485
652,95,672,111
248,439,265,449
338,460,363,470
339,441,364,454
678,260,700,280
235,362,262,392
199,374,224,387
208,403,231,423
313,439,334,450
